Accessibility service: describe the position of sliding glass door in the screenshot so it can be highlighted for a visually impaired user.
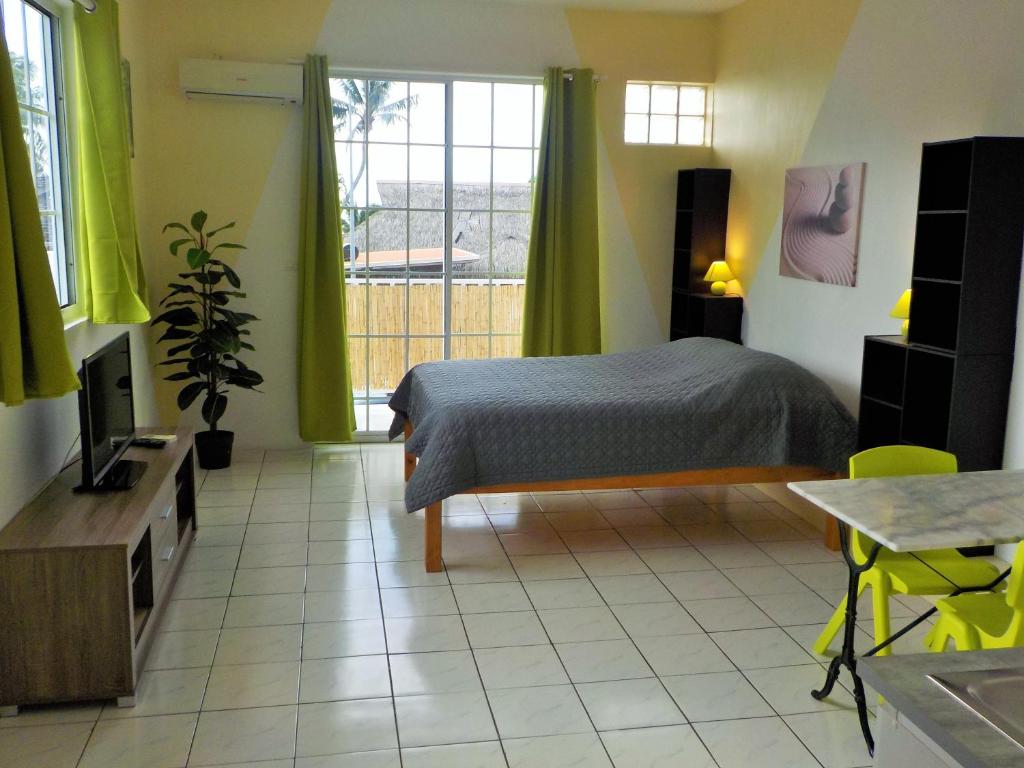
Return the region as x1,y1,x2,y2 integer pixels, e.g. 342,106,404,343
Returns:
331,74,542,433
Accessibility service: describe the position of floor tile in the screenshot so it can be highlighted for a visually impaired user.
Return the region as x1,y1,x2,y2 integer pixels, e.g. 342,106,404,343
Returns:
310,502,370,521
486,685,592,738
639,488,703,506
231,566,307,595
522,578,604,609
532,493,594,514
658,569,742,601
215,625,302,665
303,618,387,658
697,543,776,569
537,607,625,643
723,565,811,595
309,520,372,541
473,645,569,689
694,716,819,768
146,629,220,670
300,655,391,702
198,489,256,508
446,556,519,584
377,560,450,588
752,591,838,626
576,678,684,730
309,539,376,564
380,586,458,618
185,545,241,572
616,526,689,549
305,589,382,622
453,581,532,613
79,713,197,768
574,550,650,577
296,752,398,768
662,671,773,721
250,503,312,524
499,532,569,556
609,602,701,637
401,741,506,768
597,507,667,527
394,691,497,747
784,710,873,768
509,554,585,581
544,510,610,532
194,524,247,547
0,722,94,768
710,627,816,669
204,661,301,710
100,668,209,719
224,593,305,627
757,540,840,565
503,733,610,768
257,473,312,490
600,724,716,768
682,596,774,631
744,664,856,715
296,699,398,757
636,547,713,573
463,610,549,648
190,705,297,765
385,615,468,653
634,634,734,676
555,639,653,683
307,562,378,591
388,650,481,696
173,568,236,599
238,541,307,568
245,522,309,544
162,597,228,631
591,574,673,605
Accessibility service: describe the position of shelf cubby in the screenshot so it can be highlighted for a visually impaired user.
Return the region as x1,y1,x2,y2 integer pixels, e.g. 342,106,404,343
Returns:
860,336,907,406
907,279,960,351
918,140,973,212
912,212,966,282
900,349,954,449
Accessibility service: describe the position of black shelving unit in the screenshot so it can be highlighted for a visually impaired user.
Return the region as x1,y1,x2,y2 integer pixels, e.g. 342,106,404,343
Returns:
858,137,1024,471
670,168,739,342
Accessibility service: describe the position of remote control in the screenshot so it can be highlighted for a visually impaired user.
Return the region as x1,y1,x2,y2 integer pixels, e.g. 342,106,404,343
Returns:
131,437,167,449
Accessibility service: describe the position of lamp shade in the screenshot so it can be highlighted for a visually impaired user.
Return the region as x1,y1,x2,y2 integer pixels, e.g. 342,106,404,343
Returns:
704,260,735,283
890,289,912,319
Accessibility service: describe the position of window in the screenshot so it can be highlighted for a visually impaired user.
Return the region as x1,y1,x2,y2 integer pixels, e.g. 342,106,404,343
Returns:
332,75,541,432
1,0,73,307
624,81,708,146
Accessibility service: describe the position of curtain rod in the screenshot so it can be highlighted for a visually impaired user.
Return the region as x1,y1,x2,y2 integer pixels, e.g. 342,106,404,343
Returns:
287,59,602,83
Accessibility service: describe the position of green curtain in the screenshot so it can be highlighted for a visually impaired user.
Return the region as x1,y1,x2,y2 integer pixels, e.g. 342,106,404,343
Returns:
73,0,148,324
297,54,355,442
521,67,601,357
0,17,79,404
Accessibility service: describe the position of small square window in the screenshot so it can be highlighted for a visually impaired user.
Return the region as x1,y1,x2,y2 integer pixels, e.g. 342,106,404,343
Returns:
624,81,708,147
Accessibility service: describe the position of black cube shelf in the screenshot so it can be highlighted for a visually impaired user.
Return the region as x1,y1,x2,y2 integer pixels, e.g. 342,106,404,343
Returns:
858,137,1024,471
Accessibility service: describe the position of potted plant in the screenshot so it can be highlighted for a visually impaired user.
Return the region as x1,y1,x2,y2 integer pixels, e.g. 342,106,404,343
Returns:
152,211,263,469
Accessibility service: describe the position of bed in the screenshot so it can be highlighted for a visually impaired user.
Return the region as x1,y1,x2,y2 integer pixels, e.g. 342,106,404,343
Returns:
389,337,857,571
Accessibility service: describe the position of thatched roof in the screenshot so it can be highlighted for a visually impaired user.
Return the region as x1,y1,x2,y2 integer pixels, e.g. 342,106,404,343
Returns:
346,181,532,273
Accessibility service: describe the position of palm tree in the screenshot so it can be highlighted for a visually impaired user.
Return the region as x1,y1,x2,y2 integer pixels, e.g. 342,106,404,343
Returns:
331,80,417,240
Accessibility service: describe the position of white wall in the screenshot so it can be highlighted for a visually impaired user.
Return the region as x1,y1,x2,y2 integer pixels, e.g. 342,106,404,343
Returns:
744,0,1024,427
0,323,158,530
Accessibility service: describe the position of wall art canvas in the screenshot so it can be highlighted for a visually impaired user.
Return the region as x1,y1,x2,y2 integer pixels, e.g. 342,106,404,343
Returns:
779,162,865,286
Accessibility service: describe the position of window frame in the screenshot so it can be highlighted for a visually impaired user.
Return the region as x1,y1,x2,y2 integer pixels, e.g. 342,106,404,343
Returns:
2,0,78,318
330,70,542,433
623,80,711,147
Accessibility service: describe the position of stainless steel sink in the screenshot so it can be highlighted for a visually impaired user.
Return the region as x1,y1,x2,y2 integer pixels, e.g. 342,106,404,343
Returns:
929,667,1024,751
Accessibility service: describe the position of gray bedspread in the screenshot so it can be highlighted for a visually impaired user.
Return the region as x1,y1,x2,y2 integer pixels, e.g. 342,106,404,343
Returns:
388,337,856,512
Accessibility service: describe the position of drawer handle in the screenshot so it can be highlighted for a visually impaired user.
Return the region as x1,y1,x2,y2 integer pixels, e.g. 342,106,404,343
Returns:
161,546,175,562
160,504,173,520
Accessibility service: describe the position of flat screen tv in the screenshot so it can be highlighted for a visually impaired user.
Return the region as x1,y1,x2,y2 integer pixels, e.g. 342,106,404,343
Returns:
77,333,145,491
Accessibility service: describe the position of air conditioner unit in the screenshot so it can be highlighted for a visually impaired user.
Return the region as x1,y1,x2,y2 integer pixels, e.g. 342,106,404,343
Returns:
179,59,303,105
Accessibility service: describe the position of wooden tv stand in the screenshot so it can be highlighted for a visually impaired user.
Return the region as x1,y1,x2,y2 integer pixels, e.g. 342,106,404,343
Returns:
0,427,197,714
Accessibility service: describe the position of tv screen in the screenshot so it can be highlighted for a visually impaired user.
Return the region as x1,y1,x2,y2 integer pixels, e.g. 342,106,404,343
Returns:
79,333,136,488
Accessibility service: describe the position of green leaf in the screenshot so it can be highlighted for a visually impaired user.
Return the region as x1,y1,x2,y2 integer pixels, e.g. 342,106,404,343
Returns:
168,340,198,357
220,263,241,288
206,221,236,238
210,242,246,252
177,381,205,410
152,307,199,326
168,237,193,256
157,358,192,366
240,341,255,351
201,391,227,426
162,222,191,234
158,326,195,342
161,299,196,308
190,210,208,233
228,369,263,388
164,371,195,381
186,248,211,269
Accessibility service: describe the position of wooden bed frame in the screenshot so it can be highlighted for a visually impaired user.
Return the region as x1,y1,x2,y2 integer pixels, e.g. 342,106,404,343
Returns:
403,422,840,572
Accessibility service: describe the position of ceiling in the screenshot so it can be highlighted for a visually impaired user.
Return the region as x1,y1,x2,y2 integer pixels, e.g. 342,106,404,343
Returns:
469,0,746,12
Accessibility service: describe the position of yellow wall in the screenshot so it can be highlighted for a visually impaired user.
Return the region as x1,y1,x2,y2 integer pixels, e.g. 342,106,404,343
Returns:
711,0,861,290
566,9,715,345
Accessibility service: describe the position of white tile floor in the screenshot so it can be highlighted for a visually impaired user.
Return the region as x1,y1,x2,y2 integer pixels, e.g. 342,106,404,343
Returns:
0,444,885,768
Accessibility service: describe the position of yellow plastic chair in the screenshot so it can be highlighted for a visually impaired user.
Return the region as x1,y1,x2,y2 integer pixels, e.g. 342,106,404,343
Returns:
926,542,1023,651
813,446,1002,657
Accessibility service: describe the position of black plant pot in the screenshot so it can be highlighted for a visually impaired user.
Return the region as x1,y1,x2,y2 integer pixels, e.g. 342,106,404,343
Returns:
195,430,234,470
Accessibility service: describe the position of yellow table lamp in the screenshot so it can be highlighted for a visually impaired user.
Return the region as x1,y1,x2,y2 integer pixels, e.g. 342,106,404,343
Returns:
890,289,912,337
704,260,734,296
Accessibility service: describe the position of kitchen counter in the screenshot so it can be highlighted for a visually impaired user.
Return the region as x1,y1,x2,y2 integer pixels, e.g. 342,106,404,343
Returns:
860,648,1024,768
